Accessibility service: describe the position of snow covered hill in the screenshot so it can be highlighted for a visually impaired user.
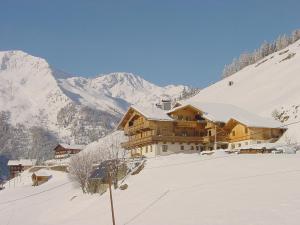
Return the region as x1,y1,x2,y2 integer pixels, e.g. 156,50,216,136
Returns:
2,153,300,225
0,50,188,158
189,39,300,141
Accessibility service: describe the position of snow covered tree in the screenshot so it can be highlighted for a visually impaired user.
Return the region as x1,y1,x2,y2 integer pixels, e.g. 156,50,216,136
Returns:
291,29,300,42
275,34,290,51
221,28,300,78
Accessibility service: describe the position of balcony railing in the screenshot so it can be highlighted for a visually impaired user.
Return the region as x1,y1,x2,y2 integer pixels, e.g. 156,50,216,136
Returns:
202,135,228,143
175,120,202,128
121,135,204,149
125,122,151,134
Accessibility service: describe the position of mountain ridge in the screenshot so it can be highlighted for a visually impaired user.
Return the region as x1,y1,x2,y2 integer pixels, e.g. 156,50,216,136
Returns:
0,50,189,160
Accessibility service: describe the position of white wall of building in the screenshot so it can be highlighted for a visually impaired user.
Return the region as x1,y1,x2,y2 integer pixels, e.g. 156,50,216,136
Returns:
131,142,203,157
229,139,269,149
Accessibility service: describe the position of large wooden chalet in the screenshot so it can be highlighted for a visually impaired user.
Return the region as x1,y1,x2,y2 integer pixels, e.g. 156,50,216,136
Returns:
117,102,286,157
53,144,85,159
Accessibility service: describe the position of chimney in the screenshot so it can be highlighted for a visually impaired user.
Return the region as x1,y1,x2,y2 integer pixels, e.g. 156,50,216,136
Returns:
161,98,171,111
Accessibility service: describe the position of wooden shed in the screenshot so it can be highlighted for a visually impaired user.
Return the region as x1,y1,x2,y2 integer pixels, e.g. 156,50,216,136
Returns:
32,170,52,186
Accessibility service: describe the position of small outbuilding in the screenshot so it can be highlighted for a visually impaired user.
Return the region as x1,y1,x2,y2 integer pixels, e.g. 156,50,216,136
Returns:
32,170,52,186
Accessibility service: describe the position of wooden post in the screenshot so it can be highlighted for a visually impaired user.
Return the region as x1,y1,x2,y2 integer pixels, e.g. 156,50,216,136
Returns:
214,124,217,150
108,165,116,225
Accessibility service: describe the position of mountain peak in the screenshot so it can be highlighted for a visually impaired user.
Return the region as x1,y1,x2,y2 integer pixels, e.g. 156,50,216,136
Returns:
97,72,143,82
0,50,49,72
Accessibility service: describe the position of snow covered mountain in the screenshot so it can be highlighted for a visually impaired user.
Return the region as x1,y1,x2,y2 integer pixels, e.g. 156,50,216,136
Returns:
189,39,300,141
0,50,188,158
58,72,187,116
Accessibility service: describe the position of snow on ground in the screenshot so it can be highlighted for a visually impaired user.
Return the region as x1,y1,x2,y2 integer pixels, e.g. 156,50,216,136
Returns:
1,153,300,225
190,39,300,141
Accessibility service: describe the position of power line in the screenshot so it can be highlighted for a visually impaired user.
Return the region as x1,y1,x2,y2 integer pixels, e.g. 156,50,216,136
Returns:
123,190,170,225
0,181,72,205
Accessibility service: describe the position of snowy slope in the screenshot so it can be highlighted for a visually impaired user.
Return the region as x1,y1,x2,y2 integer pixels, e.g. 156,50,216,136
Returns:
190,39,300,141
0,51,187,146
2,153,300,225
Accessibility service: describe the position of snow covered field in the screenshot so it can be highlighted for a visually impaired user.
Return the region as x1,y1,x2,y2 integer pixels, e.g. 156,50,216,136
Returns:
1,153,300,225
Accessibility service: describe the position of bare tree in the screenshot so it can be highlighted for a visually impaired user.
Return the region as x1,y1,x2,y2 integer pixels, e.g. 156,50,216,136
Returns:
69,152,94,193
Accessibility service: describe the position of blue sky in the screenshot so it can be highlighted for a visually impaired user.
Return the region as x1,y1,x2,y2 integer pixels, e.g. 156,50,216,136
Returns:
1,0,300,87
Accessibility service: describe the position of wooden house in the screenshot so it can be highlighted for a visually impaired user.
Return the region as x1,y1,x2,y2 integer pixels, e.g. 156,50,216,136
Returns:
226,118,286,149
32,170,52,186
7,159,36,179
53,143,85,159
117,102,286,157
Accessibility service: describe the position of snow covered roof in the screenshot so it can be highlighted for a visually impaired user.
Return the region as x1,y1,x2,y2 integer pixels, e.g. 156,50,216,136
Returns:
131,105,173,121
169,102,283,128
7,159,37,166
58,143,85,150
34,170,51,177
117,104,173,129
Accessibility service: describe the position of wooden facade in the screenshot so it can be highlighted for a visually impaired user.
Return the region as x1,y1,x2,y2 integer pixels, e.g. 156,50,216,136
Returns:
32,172,51,186
53,144,83,159
226,118,285,149
8,160,36,179
118,105,286,156
9,164,25,179
119,105,230,153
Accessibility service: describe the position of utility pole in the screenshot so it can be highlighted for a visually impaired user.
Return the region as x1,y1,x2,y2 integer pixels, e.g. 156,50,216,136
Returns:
214,124,217,150
108,164,116,225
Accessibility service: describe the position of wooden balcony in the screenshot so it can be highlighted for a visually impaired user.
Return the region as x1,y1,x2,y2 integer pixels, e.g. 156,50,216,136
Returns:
203,135,228,143
125,122,152,134
175,120,201,128
121,135,204,149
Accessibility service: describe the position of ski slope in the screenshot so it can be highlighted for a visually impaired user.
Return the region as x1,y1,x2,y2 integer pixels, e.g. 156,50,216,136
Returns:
1,153,300,225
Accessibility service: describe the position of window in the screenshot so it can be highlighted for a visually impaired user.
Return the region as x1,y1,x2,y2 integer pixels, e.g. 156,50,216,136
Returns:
180,145,184,150
245,142,248,145
162,145,168,152
190,146,194,150
145,146,148,153
238,143,241,147
257,141,262,144
232,131,236,136
231,144,235,149
157,129,161,135
150,145,153,152
196,146,199,151
208,130,212,136
245,127,248,133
